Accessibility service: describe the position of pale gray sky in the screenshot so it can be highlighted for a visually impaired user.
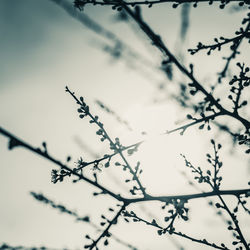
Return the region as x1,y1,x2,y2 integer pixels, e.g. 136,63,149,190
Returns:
0,1,249,249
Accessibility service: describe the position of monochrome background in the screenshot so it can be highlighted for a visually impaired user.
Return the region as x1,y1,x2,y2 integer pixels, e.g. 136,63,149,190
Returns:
0,1,249,249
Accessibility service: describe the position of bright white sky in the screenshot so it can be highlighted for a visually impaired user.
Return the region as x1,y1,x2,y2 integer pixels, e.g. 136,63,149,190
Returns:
0,0,249,249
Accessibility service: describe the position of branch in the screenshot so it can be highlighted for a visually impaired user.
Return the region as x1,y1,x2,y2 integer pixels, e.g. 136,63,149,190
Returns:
85,204,126,249
217,194,250,249
119,5,250,131
124,188,250,204
30,192,137,250
165,112,224,135
1,126,249,206
74,0,249,9
183,141,250,249
0,126,123,202
65,86,147,197
188,32,250,55
123,210,230,250
218,18,250,82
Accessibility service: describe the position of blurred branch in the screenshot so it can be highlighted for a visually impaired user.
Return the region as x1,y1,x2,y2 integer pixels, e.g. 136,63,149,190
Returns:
180,3,190,41
95,100,133,131
0,243,68,250
50,0,157,74
30,192,138,250
1,1,249,249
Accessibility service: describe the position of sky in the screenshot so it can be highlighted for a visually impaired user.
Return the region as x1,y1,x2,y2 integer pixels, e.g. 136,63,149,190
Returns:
0,0,249,249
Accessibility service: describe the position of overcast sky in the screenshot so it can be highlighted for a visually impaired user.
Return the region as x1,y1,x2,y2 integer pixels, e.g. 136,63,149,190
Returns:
0,1,249,249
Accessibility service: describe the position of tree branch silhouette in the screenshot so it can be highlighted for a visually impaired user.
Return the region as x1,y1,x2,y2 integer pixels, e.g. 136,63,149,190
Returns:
1,1,249,249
